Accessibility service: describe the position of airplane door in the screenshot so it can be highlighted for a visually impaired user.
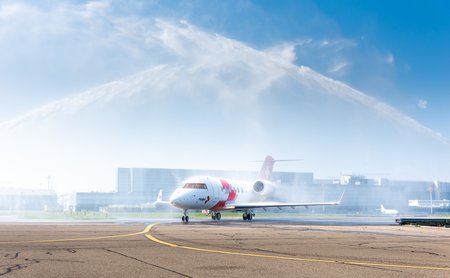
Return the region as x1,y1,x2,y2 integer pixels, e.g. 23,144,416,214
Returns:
210,183,217,202
210,179,218,202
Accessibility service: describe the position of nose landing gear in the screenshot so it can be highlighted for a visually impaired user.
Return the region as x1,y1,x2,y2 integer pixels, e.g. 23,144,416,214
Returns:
182,210,189,223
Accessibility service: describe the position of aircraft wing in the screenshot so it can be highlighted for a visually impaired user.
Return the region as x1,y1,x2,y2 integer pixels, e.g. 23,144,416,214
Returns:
153,200,171,205
222,201,340,210
222,189,345,211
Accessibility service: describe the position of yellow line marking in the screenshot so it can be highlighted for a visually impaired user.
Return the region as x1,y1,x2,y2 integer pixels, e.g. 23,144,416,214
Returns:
0,223,158,244
144,223,450,272
145,233,178,248
142,223,156,234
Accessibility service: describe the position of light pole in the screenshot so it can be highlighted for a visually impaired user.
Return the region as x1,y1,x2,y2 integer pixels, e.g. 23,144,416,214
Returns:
428,183,433,215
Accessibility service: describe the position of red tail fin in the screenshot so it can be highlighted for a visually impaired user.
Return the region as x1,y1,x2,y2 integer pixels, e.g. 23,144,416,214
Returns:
255,156,303,180
257,155,275,180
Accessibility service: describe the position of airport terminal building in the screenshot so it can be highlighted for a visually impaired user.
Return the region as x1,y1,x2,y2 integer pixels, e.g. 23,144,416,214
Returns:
0,188,57,211
314,177,450,214
66,168,450,214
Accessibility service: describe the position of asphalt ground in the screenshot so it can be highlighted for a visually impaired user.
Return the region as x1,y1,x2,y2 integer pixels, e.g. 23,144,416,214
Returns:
0,218,449,277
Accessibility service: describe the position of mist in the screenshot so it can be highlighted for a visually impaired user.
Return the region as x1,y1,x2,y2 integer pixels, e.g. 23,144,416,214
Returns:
0,1,449,219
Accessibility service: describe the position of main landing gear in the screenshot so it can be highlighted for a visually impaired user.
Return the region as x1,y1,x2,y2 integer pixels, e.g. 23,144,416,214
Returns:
211,211,221,221
181,209,189,223
242,211,254,221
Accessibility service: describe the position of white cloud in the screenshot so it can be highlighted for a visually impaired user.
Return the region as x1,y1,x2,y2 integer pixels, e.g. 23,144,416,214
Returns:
319,38,357,50
328,60,349,73
265,43,298,64
418,99,428,109
386,52,395,65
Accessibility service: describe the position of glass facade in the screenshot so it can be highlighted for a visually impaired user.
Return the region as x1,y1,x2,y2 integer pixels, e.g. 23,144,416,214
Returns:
72,168,450,214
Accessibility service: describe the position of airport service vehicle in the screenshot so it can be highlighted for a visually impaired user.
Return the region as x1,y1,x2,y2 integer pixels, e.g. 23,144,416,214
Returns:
155,155,343,223
379,204,399,215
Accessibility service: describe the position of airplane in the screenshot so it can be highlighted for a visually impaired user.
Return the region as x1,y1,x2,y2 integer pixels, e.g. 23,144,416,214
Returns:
155,155,344,223
378,204,399,215
153,189,168,209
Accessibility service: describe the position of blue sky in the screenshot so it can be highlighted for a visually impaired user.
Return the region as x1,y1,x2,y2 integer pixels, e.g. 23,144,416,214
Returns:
0,0,449,193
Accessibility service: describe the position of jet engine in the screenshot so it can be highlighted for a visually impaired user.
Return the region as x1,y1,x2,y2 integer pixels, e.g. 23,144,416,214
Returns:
252,180,277,196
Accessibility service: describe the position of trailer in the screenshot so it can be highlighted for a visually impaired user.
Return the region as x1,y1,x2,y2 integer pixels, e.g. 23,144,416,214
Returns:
396,217,450,227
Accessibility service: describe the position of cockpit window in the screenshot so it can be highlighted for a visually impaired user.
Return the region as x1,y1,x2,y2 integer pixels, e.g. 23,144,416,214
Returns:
183,183,207,189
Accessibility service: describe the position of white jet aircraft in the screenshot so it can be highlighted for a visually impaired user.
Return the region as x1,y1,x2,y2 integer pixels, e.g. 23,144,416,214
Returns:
155,155,344,223
379,204,399,215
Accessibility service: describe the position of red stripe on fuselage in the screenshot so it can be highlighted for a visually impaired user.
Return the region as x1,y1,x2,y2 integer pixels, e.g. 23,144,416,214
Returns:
220,179,236,202
220,179,230,190
227,189,236,201
210,200,226,211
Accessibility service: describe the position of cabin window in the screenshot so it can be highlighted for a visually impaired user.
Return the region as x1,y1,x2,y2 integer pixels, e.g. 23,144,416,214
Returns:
183,183,207,189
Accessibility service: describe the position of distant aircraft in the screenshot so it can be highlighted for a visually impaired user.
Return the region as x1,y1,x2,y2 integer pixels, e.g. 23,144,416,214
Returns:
152,189,166,209
155,155,344,223
379,204,399,215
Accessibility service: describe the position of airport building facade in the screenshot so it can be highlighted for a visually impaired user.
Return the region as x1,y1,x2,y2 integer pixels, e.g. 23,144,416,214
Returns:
313,177,450,214
0,188,58,211
68,168,450,214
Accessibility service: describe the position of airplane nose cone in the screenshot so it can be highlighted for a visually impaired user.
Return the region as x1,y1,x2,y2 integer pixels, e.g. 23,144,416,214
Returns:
169,195,180,205
169,189,195,208
169,192,185,208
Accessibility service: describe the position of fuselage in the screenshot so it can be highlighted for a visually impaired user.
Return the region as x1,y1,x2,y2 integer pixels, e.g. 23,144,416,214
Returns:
381,209,398,215
169,176,260,211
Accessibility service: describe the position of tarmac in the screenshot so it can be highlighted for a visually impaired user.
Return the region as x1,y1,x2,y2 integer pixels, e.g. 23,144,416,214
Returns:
0,217,449,277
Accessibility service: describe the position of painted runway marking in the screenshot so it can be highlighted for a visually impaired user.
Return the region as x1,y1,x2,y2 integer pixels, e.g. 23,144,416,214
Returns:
0,224,154,244
3,223,449,272
144,223,450,272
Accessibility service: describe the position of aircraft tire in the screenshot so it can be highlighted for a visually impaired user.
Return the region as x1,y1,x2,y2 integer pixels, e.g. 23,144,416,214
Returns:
182,216,185,222
247,213,252,221
216,212,221,220
211,214,216,220
243,214,247,220
185,216,189,223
